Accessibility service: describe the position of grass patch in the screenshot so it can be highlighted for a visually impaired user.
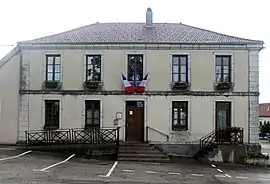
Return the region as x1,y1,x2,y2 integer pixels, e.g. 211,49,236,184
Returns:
260,140,270,144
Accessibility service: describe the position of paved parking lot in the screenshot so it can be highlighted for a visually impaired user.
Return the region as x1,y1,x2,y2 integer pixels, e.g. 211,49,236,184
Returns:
0,149,270,184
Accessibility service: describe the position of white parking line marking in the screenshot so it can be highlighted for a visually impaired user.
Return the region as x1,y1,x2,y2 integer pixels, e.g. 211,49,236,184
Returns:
122,169,135,173
258,177,270,181
236,176,248,179
146,171,157,174
0,147,16,150
191,174,204,177
168,172,181,175
34,154,75,172
217,169,223,173
104,161,118,177
0,150,32,161
224,174,231,178
211,164,216,168
214,175,226,178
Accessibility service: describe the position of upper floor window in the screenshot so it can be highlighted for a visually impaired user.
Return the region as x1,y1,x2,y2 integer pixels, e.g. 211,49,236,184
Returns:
86,55,101,81
46,55,61,81
127,54,143,86
172,101,188,131
215,55,231,83
172,55,188,83
44,100,60,130
85,100,100,128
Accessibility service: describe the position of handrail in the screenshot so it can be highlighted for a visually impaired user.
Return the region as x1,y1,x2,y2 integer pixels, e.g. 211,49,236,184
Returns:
146,126,169,142
197,127,244,156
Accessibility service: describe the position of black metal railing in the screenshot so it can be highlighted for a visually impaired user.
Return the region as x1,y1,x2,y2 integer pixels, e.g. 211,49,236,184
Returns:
146,126,169,143
197,127,243,157
25,127,120,147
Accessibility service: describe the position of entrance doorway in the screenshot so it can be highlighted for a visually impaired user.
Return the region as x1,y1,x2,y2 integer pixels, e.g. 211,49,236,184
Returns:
215,101,231,142
125,101,144,142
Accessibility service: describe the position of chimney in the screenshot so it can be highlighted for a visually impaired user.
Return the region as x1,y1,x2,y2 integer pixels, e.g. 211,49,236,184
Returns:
146,7,153,27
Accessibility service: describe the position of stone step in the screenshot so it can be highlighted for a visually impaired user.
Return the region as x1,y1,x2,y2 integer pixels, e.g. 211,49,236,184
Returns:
119,146,154,151
118,149,161,154
120,143,151,147
119,153,167,158
118,157,171,163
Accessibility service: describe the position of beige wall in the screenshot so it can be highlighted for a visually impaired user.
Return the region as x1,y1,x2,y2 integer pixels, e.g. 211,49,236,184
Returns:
23,48,250,143
28,49,249,92
27,94,249,143
0,54,20,144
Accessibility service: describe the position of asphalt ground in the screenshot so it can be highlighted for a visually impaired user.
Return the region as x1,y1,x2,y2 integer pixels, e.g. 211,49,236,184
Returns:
0,149,270,184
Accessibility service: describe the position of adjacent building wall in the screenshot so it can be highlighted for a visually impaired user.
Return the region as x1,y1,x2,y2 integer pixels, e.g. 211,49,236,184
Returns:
0,53,20,144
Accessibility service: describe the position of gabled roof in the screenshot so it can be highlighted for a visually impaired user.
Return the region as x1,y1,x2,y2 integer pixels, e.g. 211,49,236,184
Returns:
18,23,263,45
260,103,270,117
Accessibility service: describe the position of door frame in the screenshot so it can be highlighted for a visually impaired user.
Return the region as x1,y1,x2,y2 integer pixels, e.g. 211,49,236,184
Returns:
213,100,234,130
215,101,232,130
123,99,147,142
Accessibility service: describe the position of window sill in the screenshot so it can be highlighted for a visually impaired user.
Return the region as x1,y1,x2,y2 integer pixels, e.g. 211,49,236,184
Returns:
44,126,59,130
214,82,234,90
43,81,62,89
83,81,103,89
171,82,190,90
84,125,100,129
170,128,189,133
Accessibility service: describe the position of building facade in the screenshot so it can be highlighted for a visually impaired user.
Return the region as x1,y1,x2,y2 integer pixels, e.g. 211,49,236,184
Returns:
0,9,263,145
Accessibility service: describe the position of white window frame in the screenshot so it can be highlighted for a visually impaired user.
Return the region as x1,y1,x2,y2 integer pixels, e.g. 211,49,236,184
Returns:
213,99,235,130
170,53,191,84
81,97,103,129
122,97,148,142
169,99,191,132
43,53,63,82
41,96,63,130
125,51,147,82
83,53,104,83
213,52,235,85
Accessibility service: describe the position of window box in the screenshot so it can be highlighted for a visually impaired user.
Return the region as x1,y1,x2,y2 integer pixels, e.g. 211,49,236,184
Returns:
215,82,233,90
83,81,102,89
172,82,190,90
44,81,60,89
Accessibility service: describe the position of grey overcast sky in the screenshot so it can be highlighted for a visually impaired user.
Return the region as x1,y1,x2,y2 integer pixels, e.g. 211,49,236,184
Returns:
0,0,268,102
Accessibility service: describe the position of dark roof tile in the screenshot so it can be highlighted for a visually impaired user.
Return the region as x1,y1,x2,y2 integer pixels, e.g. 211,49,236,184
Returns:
19,23,264,45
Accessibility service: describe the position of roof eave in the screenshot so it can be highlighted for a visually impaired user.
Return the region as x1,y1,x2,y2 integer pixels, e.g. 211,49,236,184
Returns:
18,41,263,46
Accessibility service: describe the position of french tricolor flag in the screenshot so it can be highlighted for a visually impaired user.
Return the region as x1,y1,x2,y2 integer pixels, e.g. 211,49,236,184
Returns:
121,73,135,94
136,73,149,93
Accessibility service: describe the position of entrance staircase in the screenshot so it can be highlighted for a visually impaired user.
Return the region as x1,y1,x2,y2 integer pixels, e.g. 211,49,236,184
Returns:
194,127,244,160
118,142,171,163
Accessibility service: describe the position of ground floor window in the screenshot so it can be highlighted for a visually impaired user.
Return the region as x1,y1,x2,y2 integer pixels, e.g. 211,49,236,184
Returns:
44,100,60,129
85,100,100,128
172,101,188,131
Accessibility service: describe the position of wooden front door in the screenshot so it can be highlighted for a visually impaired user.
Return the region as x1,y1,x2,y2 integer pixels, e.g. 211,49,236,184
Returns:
125,101,144,142
216,102,231,142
